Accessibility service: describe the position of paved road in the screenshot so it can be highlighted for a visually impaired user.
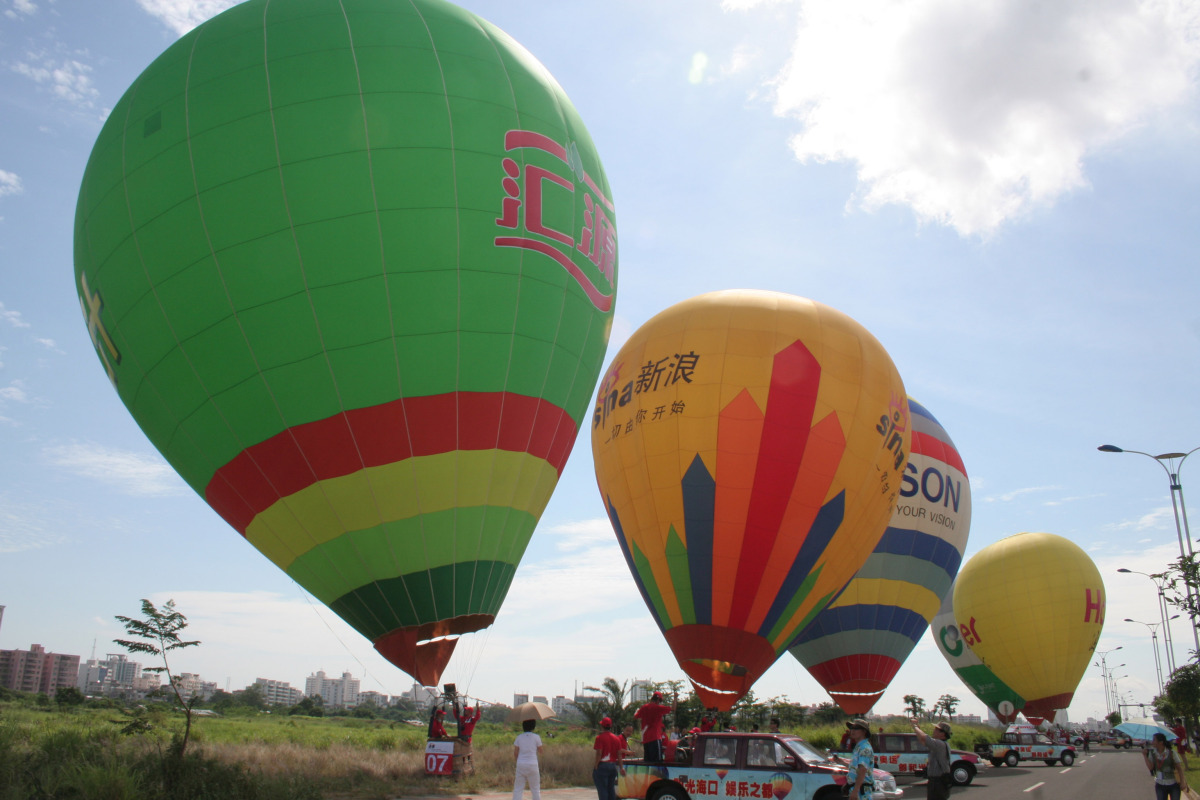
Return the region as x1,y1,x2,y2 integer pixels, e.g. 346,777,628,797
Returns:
905,747,1153,800
410,749,1154,800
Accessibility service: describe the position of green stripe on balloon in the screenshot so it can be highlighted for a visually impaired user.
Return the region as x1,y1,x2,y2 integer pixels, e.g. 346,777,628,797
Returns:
284,506,539,605
330,560,518,642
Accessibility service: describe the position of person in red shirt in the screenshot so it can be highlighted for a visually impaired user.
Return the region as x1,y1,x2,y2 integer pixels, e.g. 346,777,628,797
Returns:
455,701,483,742
429,707,449,739
634,691,672,762
699,709,716,733
593,717,625,800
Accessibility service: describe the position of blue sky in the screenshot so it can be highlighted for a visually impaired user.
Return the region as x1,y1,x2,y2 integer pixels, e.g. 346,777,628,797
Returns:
2,0,1200,724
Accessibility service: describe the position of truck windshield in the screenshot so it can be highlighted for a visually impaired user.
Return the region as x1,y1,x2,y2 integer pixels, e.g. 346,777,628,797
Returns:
780,737,829,766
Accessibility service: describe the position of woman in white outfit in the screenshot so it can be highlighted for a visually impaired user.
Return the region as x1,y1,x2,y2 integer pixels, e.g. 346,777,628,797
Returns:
513,719,544,800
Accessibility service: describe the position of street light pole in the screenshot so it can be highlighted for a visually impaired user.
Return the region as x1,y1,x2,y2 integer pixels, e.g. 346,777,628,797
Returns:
1100,445,1200,654
1125,617,1166,695
1119,568,1179,676
1095,647,1123,716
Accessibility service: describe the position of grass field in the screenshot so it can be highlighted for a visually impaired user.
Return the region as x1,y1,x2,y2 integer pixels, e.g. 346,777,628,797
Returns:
9,700,1185,800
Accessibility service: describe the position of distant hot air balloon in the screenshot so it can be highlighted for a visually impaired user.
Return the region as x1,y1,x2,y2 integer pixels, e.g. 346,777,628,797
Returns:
953,533,1105,722
789,398,971,713
73,0,617,687
591,290,909,710
932,580,1025,723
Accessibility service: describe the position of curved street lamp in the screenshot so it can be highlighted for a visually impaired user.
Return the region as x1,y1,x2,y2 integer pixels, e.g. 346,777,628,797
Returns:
1118,568,1178,676
1100,445,1200,654
1094,646,1123,716
1124,617,1173,695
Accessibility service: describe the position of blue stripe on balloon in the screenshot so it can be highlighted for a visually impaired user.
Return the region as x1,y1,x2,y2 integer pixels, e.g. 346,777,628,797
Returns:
757,490,846,638
680,454,715,626
606,498,666,633
875,526,964,575
791,603,929,645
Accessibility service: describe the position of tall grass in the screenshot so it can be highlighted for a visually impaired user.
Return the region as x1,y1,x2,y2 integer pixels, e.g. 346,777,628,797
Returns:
1,701,1016,799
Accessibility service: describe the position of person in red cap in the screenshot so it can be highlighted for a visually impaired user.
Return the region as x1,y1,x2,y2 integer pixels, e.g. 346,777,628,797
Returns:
593,716,625,800
455,700,483,742
634,691,672,762
429,707,449,739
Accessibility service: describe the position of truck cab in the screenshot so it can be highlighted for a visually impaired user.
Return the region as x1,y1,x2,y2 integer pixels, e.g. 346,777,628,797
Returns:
617,732,901,800
974,723,1076,767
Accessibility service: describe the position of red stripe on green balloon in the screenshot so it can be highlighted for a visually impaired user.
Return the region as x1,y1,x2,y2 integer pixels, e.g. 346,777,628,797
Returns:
206,391,577,533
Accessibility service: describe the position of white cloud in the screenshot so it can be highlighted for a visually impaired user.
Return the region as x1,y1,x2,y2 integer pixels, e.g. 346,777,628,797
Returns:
12,54,99,110
5,0,37,18
135,0,238,36
1105,506,1176,531
752,0,1200,236
0,170,22,198
980,484,1060,503
0,495,68,553
0,379,29,403
43,442,186,496
689,52,710,85
34,337,64,354
0,301,30,328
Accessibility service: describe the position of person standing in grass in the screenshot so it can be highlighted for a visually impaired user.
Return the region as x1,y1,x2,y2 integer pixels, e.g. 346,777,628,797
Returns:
594,716,626,800
513,719,544,800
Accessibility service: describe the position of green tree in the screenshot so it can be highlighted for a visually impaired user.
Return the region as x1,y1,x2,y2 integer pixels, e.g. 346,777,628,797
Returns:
54,686,85,707
903,694,927,718
809,702,846,725
1165,662,1200,738
1106,710,1122,727
233,684,266,710
289,695,325,717
935,694,959,719
582,677,637,731
114,598,201,755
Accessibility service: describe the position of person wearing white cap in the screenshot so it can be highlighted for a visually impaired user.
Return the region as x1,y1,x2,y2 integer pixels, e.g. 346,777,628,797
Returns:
846,719,875,800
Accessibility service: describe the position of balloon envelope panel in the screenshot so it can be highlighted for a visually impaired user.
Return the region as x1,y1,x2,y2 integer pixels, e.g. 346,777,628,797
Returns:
931,580,1025,722
790,398,971,714
591,290,907,709
73,0,617,686
953,533,1105,720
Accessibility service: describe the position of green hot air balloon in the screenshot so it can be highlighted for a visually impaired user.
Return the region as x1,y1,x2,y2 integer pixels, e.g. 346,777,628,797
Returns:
73,0,617,686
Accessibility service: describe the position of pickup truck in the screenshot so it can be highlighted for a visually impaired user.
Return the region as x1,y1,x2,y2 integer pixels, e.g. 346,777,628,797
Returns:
617,732,902,800
975,723,1076,767
839,732,984,786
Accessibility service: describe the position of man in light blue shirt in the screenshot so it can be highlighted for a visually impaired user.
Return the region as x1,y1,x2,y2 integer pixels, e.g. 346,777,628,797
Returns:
846,719,874,800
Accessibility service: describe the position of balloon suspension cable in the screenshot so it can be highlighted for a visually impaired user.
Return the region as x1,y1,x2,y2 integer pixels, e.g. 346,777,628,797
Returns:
293,580,395,695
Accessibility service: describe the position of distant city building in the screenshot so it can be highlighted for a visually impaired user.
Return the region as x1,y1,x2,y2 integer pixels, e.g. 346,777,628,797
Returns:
80,653,161,699
630,679,653,704
174,672,218,702
305,670,360,708
405,683,438,709
514,693,529,706
0,643,80,697
255,678,303,706
359,690,389,708
551,695,570,715
952,714,982,726
533,695,548,705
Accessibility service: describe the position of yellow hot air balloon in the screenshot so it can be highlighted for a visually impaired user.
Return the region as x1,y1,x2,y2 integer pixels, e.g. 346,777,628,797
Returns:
592,290,909,709
953,533,1105,721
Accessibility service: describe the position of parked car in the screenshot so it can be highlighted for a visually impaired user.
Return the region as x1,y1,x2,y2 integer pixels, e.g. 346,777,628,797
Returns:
617,731,903,800
975,723,1076,767
836,731,984,786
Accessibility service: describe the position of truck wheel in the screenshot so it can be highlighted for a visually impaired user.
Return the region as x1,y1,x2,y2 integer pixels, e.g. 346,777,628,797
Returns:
1004,751,1019,768
1061,751,1074,766
652,785,689,800
1043,760,1056,766
990,759,1002,768
951,763,975,786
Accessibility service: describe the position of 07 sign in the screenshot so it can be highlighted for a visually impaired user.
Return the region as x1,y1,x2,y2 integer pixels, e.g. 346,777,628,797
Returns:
425,740,455,776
